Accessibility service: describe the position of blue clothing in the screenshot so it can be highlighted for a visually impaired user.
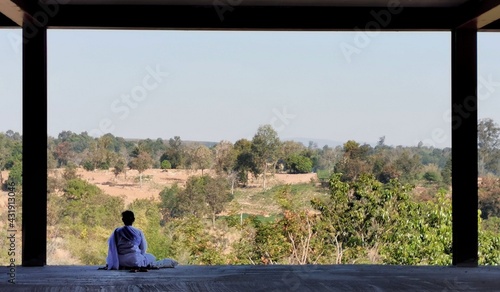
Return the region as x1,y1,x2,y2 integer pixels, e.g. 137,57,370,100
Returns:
106,225,156,270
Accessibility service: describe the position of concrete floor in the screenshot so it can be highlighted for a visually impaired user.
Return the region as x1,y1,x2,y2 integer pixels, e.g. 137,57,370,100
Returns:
1,264,499,291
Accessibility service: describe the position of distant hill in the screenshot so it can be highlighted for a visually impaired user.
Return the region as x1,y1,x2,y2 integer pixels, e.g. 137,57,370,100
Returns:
124,137,217,148
284,137,346,149
125,136,348,149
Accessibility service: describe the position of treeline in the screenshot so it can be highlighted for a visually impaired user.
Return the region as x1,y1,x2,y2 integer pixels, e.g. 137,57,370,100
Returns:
47,125,452,189
1,118,498,186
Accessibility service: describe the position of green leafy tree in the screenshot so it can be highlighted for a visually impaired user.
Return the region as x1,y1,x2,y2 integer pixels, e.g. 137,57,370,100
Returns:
233,139,258,186
205,176,232,227
160,160,172,171
382,189,452,265
178,176,210,217
177,175,232,225
61,163,79,181
393,150,422,183
479,214,500,265
8,161,22,186
159,183,182,220
335,140,371,182
310,173,453,264
160,136,185,169
286,153,313,174
441,158,452,185
279,140,306,172
165,216,227,265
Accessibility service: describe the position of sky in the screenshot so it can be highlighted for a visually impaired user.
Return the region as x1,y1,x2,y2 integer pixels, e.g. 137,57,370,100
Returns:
1,29,500,148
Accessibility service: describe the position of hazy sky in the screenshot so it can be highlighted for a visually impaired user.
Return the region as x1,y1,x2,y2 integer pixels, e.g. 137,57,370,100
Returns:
1,29,499,148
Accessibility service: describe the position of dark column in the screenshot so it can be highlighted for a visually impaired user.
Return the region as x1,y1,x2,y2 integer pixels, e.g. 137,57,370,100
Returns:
22,16,47,266
451,29,478,266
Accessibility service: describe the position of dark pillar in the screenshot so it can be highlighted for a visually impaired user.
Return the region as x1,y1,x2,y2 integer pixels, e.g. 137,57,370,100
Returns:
451,29,478,266
22,16,47,266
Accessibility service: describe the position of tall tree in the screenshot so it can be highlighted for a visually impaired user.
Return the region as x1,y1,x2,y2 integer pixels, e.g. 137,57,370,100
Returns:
205,175,232,227
233,139,258,187
129,145,153,187
214,140,237,175
251,124,281,189
478,118,500,175
161,136,185,169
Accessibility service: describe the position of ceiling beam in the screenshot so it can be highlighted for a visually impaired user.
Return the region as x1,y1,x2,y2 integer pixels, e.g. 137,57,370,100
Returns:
0,9,16,26
456,0,500,29
47,4,456,31
0,0,24,26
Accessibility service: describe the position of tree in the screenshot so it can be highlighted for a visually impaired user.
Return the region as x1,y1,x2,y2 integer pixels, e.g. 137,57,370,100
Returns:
178,176,210,217
159,183,182,221
161,160,172,171
317,145,341,173
309,173,454,265
286,154,313,174
274,185,323,264
393,150,421,183
251,125,281,189
441,158,452,185
479,176,500,219
113,158,126,180
334,140,372,182
214,140,237,175
54,141,72,167
233,139,258,187
189,145,213,175
478,118,500,175
129,146,153,187
160,136,185,169
8,161,22,186
205,176,232,227
214,140,238,194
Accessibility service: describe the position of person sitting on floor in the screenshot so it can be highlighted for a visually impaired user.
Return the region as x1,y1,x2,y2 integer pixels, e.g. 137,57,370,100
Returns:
106,210,177,270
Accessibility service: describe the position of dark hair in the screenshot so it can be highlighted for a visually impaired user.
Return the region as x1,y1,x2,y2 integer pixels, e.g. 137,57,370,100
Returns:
121,210,135,225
